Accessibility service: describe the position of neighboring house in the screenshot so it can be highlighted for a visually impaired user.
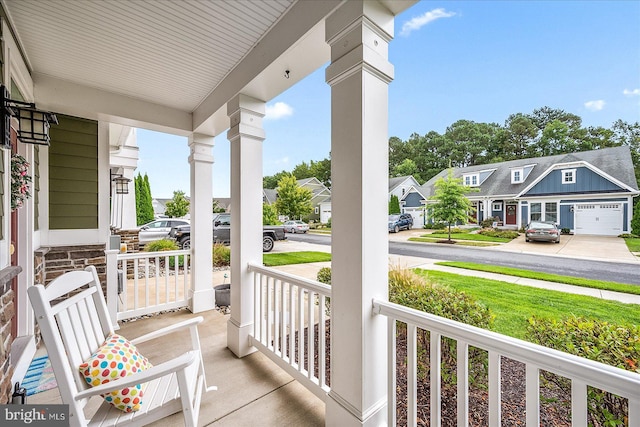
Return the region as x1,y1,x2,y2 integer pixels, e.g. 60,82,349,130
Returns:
263,178,332,223
421,146,639,236
389,175,427,228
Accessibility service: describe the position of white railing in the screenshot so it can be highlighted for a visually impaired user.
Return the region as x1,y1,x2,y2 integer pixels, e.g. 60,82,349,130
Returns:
248,263,331,401
106,249,191,322
373,298,640,427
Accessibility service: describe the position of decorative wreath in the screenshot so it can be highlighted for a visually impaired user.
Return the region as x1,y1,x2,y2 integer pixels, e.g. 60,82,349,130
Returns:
11,153,32,210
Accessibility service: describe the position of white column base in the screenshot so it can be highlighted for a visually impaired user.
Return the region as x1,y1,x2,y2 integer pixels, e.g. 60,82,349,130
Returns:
326,391,387,427
189,288,215,313
226,318,256,358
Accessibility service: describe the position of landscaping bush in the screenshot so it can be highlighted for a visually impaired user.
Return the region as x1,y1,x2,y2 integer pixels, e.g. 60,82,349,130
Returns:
144,239,179,252
426,221,447,230
213,243,231,267
527,315,640,426
317,267,331,285
480,216,499,228
618,233,638,239
477,229,520,239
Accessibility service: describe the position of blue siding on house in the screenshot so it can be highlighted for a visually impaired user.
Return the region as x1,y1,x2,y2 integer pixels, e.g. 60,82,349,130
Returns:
525,167,625,196
523,165,535,180
623,203,629,232
560,205,573,230
403,191,424,208
521,205,528,223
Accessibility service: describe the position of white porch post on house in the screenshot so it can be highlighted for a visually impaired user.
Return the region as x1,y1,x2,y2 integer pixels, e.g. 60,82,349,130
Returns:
188,133,215,313
226,94,265,358
325,2,394,425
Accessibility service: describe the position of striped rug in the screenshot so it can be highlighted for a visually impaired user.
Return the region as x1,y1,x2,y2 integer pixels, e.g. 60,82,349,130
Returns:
23,355,57,396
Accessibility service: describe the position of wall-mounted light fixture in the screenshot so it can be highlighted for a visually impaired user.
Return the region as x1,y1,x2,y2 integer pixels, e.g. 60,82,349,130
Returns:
112,174,131,195
1,85,58,148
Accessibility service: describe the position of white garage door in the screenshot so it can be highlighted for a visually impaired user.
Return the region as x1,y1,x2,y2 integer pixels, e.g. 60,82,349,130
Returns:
403,208,424,229
574,203,623,236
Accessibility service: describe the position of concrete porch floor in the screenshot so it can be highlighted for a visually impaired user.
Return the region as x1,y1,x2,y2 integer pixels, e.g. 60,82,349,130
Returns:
29,308,325,426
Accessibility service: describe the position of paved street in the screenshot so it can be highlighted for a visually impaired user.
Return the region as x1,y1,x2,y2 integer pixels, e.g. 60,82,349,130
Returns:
285,231,640,285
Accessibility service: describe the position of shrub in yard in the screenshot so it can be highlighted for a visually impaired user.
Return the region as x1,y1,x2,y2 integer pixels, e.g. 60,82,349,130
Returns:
212,243,231,267
477,229,520,239
480,216,498,228
618,233,638,239
527,315,640,426
144,239,179,252
426,221,447,230
317,267,331,285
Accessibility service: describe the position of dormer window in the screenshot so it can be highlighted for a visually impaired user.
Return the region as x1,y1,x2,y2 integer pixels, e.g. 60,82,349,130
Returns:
511,168,523,184
463,173,479,187
562,169,576,184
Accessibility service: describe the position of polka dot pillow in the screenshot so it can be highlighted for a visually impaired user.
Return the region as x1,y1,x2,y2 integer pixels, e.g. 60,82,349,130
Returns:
79,334,152,412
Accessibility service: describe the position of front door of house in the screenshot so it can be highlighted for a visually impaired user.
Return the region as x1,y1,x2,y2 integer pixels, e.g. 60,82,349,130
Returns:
506,204,517,225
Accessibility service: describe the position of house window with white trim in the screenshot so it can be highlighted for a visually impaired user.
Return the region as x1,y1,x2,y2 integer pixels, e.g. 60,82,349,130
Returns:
463,173,479,187
530,203,542,221
492,202,502,211
545,202,557,223
562,169,576,184
511,168,523,184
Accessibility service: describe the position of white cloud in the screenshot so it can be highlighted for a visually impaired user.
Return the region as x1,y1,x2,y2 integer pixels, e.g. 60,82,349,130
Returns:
265,102,293,120
584,100,605,111
400,8,456,37
623,88,640,96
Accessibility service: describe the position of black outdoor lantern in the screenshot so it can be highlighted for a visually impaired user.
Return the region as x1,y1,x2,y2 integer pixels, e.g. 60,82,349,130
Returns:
113,175,131,195
1,84,58,148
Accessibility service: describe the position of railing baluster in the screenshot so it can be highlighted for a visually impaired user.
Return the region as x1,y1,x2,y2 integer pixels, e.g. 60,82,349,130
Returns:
525,364,540,426
274,279,280,357
388,319,397,427
121,259,128,311
431,332,442,427
456,340,469,427
133,258,139,310
267,276,273,351
629,396,640,426
408,324,417,427
308,291,315,381
298,288,305,375
571,379,588,427
289,284,296,366
318,294,326,388
280,279,286,359
488,351,501,427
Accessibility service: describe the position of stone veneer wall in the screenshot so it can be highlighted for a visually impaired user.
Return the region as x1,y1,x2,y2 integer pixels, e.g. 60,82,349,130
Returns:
112,229,140,253
0,266,22,404
40,244,107,286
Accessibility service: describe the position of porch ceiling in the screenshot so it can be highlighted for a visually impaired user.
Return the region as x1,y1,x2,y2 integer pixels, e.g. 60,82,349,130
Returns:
2,0,295,113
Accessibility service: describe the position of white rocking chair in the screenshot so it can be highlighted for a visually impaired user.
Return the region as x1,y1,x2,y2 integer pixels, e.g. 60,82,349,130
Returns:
28,265,215,427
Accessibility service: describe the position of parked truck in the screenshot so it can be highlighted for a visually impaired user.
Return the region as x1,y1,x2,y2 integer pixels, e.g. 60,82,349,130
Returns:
169,213,286,252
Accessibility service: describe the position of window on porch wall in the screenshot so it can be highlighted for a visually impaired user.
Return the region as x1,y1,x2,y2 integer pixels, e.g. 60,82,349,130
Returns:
530,202,541,221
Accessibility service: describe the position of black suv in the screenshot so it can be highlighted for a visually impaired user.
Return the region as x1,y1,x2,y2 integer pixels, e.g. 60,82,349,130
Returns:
388,213,413,233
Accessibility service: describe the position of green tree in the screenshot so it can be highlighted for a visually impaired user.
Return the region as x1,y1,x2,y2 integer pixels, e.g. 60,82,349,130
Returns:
275,174,313,220
389,194,401,214
164,190,190,218
309,157,332,187
212,199,226,213
263,170,290,189
632,199,640,236
429,169,476,241
392,159,420,181
135,173,154,225
263,203,279,225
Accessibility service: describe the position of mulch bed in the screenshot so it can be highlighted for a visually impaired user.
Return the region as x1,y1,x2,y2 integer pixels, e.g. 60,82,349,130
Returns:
286,320,572,426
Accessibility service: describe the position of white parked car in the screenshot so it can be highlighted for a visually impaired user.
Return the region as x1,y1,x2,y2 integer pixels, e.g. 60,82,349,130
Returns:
138,219,189,246
283,220,309,234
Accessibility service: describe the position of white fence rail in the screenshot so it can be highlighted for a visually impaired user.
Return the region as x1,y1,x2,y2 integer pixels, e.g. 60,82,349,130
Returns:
248,263,331,401
373,298,640,427
106,249,191,322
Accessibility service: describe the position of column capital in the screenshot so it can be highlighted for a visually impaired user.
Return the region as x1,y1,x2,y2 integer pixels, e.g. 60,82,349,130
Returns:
325,1,394,86
188,133,214,164
227,94,266,143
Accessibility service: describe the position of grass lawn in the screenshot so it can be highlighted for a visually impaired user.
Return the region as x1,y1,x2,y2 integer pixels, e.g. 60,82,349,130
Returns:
436,261,640,295
624,237,640,253
425,232,514,243
263,251,331,267
408,237,499,247
414,269,640,339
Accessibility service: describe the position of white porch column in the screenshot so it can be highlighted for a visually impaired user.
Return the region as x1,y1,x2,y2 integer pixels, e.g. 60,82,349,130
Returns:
325,2,394,426
226,94,265,358
188,134,215,313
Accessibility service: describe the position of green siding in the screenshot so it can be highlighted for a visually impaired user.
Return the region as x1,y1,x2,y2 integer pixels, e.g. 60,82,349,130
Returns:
34,146,40,230
49,115,98,230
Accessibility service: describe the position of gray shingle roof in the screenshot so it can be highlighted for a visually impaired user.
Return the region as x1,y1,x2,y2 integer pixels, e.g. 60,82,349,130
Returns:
421,146,638,198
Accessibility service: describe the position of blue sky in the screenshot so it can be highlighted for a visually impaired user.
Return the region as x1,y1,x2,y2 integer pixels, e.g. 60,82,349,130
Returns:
137,1,640,199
